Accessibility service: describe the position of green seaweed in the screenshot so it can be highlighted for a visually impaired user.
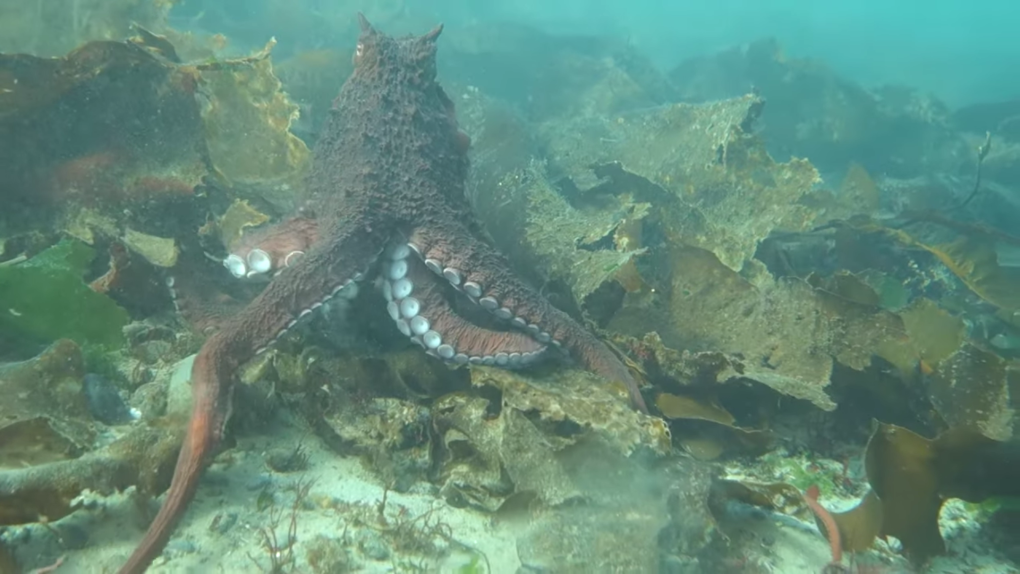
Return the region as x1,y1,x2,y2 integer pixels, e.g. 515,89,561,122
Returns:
860,269,911,311
81,343,125,382
456,553,485,574
963,496,1020,521
0,238,128,355
764,453,840,499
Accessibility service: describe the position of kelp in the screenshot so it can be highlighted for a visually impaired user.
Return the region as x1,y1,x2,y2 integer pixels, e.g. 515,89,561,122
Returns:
198,38,311,212
655,391,773,460
0,239,128,356
714,422,1020,565
611,245,907,411
1,27,309,261
863,422,1020,563
842,214,1020,313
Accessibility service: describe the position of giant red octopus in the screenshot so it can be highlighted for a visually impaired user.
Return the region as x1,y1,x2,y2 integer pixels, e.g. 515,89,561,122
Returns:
120,15,646,573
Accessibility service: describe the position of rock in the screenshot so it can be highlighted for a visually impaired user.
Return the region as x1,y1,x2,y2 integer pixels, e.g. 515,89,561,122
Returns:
83,373,134,425
166,354,197,419
0,341,182,526
0,339,94,469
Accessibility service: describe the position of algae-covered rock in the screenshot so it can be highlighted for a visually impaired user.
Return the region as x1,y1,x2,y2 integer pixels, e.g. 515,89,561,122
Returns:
513,455,715,573
122,228,179,268
433,392,578,511
470,366,671,458
309,349,462,491
0,342,182,527
927,343,1015,441
0,239,129,357
0,420,182,526
0,340,94,470
2,30,308,256
431,367,670,512
541,93,820,274
0,33,208,239
460,94,648,306
611,246,905,411
669,38,970,178
311,349,667,504
514,501,665,573
324,397,433,492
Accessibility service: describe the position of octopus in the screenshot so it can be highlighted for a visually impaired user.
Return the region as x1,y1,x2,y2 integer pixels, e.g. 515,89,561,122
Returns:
120,15,646,573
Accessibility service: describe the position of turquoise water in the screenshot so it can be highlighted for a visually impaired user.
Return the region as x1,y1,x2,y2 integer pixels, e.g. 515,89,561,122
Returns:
0,2,1018,573
173,0,1020,106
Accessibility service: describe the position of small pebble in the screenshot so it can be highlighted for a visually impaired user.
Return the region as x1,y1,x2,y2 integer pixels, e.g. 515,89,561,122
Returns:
165,539,197,556
264,445,310,473
210,512,238,535
246,474,273,491
54,523,89,549
83,373,133,425
357,530,391,561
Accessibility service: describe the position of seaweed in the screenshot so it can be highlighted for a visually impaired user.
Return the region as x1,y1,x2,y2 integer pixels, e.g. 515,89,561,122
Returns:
719,422,1020,566
264,441,311,474
0,238,128,357
248,476,316,574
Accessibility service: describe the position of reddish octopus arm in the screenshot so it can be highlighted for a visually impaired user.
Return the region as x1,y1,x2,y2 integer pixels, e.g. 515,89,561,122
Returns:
118,235,375,574
804,484,844,567
410,222,648,412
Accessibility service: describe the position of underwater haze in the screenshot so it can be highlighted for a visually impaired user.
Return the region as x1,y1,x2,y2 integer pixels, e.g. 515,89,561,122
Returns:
176,0,1020,107
1,0,1019,573
488,0,1020,107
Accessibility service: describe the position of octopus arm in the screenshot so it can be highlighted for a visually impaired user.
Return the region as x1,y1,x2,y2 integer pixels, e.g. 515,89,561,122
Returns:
409,223,648,412
119,233,378,574
380,247,548,365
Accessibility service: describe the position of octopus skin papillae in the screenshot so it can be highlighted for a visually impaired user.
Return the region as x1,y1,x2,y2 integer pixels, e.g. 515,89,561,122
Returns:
119,14,647,573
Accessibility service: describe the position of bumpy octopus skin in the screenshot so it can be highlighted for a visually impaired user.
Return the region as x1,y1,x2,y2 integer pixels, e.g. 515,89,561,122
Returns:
119,14,645,573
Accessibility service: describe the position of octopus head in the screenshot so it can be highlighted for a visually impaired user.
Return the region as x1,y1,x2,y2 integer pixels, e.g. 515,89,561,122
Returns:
351,13,443,85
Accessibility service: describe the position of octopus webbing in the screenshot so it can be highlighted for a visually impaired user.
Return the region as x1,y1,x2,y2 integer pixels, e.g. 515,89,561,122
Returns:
119,15,646,573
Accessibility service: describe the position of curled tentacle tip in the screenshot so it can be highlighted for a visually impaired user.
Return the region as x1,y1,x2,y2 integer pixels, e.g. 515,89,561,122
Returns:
247,248,272,274
283,250,305,267
223,254,246,278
